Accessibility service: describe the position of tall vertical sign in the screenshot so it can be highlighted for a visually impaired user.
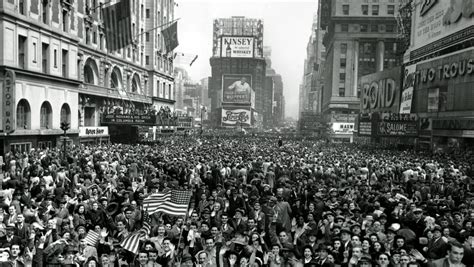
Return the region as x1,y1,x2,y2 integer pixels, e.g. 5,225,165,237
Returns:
3,70,15,133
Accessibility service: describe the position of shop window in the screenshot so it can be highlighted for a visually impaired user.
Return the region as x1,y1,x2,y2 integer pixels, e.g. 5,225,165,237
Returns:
40,101,53,129
360,24,368,32
16,99,31,129
11,143,32,154
37,141,53,150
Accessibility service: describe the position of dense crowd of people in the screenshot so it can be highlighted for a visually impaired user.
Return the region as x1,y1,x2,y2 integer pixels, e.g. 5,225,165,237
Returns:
0,135,473,267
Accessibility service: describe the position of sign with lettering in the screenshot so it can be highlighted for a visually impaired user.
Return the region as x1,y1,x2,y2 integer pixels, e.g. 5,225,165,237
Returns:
377,113,419,137
411,0,474,59
221,36,254,58
79,127,109,137
359,68,401,113
221,108,251,126
101,114,178,126
357,113,373,137
332,123,354,134
400,64,416,114
413,49,474,113
3,70,15,133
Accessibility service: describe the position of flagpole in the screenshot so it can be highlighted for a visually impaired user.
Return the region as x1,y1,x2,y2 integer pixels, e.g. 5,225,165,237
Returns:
176,195,192,265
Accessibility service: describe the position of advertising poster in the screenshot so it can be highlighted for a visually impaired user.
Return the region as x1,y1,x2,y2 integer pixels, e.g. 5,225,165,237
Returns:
221,36,254,58
377,113,419,137
411,0,474,58
359,67,401,114
221,108,251,126
400,64,416,114
427,88,439,112
357,113,373,137
222,74,253,103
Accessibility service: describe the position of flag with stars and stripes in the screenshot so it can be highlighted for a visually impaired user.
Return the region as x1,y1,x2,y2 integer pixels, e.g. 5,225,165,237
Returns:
84,230,100,247
143,190,192,216
119,211,152,254
101,0,132,52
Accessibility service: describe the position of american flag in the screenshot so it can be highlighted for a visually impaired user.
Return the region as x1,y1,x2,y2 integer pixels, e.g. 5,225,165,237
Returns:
84,230,100,247
101,0,132,52
143,190,192,216
120,211,152,254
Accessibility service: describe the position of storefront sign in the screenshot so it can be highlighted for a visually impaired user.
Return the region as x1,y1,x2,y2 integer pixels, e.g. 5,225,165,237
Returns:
102,114,178,126
221,108,251,126
222,74,253,103
400,64,416,114
221,36,254,58
411,0,474,59
79,127,109,137
3,70,15,133
360,68,401,113
414,49,474,113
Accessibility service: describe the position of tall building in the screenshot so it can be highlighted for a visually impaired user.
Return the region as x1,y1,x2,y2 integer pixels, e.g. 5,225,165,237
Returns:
263,46,284,127
400,0,474,150
319,0,402,117
209,16,265,128
0,0,176,151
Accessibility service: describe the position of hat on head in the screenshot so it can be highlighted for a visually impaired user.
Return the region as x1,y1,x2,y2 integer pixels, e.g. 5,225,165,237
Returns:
235,208,245,216
433,225,442,232
340,227,352,235
231,235,248,246
269,196,277,202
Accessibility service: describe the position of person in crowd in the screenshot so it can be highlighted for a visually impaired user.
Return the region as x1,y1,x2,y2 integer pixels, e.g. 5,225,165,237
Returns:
0,135,472,267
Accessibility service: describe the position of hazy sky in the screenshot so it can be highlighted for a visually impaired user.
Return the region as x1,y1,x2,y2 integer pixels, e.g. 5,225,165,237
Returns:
174,0,318,119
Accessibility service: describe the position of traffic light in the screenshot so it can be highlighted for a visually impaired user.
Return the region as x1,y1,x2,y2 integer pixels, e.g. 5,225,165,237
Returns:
60,122,70,131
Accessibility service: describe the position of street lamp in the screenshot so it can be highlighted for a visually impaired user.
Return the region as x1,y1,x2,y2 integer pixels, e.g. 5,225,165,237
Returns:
60,121,70,162
200,106,206,135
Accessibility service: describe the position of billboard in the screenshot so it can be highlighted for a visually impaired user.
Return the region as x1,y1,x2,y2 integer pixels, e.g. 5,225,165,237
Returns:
332,123,355,134
400,64,416,114
357,113,374,136
221,108,251,126
359,68,401,114
222,74,253,103
411,0,474,59
221,36,254,58
413,49,473,113
377,113,419,137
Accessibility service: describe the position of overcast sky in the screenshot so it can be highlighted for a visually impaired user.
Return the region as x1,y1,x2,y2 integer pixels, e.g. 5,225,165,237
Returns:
174,0,318,119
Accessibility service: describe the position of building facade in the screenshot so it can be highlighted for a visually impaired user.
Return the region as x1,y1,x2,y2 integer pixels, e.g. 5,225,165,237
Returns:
208,16,265,128
319,0,402,117
0,0,175,152
263,46,284,127
401,0,474,151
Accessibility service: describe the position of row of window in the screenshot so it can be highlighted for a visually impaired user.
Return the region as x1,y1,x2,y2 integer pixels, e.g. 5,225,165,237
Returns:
340,23,396,33
16,100,71,130
342,4,395,16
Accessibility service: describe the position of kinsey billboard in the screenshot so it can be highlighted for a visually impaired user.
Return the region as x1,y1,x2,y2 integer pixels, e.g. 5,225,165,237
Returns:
359,67,401,114
222,74,253,104
221,108,251,126
411,0,474,59
400,64,416,114
221,36,254,58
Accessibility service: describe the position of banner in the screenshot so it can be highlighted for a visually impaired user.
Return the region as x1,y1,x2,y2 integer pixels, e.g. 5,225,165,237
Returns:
221,108,251,126
102,0,132,51
400,64,416,114
332,123,354,134
221,36,254,58
101,114,178,126
3,70,15,133
162,21,179,53
222,74,253,103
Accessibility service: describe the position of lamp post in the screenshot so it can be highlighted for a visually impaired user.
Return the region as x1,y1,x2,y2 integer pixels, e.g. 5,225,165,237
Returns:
200,106,206,136
60,121,70,163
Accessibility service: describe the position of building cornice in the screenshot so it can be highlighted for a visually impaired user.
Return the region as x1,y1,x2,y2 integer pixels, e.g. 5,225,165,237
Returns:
0,66,82,86
152,97,176,104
